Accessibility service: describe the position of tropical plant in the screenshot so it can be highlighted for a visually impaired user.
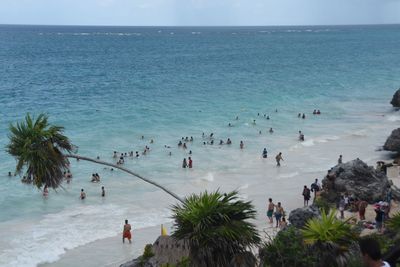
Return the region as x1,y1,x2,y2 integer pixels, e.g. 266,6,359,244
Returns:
301,209,358,267
387,212,400,233
313,197,332,215
259,225,316,267
171,190,260,267
6,113,182,202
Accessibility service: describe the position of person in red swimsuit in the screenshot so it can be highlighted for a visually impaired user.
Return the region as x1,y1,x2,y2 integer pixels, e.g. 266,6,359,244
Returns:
123,219,132,244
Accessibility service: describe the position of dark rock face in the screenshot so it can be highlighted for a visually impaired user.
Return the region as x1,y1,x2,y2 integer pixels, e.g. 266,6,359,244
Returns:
321,159,391,204
288,205,321,228
384,128,400,153
391,89,400,107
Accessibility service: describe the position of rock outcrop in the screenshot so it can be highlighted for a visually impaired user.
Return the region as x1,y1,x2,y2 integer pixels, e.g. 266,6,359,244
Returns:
288,205,321,228
120,236,189,267
384,128,400,153
321,159,392,204
391,89,400,107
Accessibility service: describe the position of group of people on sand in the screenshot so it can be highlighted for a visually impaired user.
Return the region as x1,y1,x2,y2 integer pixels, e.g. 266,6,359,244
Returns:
267,198,287,229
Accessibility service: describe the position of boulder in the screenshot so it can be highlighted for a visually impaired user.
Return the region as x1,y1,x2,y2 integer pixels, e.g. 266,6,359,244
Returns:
321,159,391,204
120,236,189,267
288,205,321,228
384,128,400,153
391,89,400,107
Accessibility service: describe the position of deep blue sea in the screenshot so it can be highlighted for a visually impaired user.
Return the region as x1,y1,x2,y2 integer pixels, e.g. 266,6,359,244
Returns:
0,25,400,267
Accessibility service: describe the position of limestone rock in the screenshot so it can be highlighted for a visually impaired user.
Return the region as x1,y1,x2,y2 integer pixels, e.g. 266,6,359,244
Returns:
384,128,400,153
321,159,391,203
390,89,400,107
288,205,321,228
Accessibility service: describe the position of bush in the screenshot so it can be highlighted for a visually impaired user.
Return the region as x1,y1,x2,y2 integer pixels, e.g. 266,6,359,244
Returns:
313,197,332,215
142,244,155,259
259,226,316,267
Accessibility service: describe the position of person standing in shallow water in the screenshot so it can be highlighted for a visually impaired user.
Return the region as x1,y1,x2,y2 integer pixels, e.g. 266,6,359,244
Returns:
274,202,284,228
80,189,86,200
123,220,132,244
101,186,105,197
267,198,274,224
275,152,283,166
182,158,187,168
240,141,244,149
188,157,193,168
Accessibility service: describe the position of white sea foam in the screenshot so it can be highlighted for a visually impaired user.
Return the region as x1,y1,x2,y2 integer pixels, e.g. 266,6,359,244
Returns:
238,183,249,190
278,172,299,179
301,139,315,147
201,172,214,182
0,204,170,267
387,115,400,122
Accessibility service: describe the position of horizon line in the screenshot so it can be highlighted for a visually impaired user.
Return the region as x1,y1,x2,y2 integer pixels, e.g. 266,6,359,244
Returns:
1,22,400,28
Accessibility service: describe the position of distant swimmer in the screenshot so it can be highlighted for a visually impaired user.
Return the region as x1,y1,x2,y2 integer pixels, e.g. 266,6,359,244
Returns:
188,157,193,168
275,152,283,166
275,109,278,112
313,110,317,115
182,158,187,168
189,150,192,155
123,220,132,244
210,140,214,145
267,116,270,120
80,189,86,200
210,133,214,138
302,113,306,119
101,186,105,197
185,137,189,142
43,185,49,197
8,171,12,176
227,138,232,145
338,155,343,164
150,139,154,144
219,140,224,145
253,120,256,125
136,151,139,157
97,156,100,160
169,151,172,156
262,148,268,158
113,151,117,158
299,131,304,141
190,136,193,142
183,143,187,149
317,110,321,115
203,141,206,145
298,113,302,118
228,123,232,127
259,130,262,135
236,116,239,120
141,135,144,140
178,141,182,146
240,141,244,149
258,113,260,116
264,114,266,117
202,132,205,138
269,128,274,133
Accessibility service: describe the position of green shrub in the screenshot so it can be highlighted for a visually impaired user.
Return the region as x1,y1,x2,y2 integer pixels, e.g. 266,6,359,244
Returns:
313,197,332,215
142,244,155,259
259,226,316,267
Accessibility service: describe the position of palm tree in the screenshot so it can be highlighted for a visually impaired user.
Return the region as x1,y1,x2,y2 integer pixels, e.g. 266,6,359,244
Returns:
6,113,183,202
301,209,358,267
171,190,260,267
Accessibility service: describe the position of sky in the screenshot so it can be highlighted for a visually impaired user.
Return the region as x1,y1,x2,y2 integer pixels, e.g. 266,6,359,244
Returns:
0,0,399,26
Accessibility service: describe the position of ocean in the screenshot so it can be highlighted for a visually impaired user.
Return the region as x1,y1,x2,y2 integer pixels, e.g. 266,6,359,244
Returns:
0,24,399,267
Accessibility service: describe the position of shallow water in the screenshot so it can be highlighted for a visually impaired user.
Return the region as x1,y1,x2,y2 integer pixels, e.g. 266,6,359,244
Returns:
0,24,400,267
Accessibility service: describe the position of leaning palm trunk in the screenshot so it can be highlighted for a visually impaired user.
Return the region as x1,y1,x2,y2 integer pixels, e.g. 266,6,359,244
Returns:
67,154,183,203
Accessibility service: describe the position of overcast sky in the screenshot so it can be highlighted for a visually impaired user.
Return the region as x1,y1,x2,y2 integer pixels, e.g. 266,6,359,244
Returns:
0,0,399,26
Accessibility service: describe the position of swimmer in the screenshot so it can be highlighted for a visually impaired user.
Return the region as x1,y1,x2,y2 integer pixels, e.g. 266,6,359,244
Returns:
219,140,224,145
262,148,268,158
189,150,192,155
236,116,239,120
141,135,144,139
313,110,317,115
302,113,306,119
169,151,172,156
317,110,321,115
227,138,232,145
8,171,12,176
113,151,117,158
258,113,260,116
202,132,205,137
190,136,193,142
267,116,270,120
129,151,133,157
253,119,256,125
259,130,262,135
240,141,244,149
183,143,187,149
96,156,100,160
91,173,97,182
298,113,301,118
210,133,214,138
150,139,154,144
136,151,139,157
43,185,49,197
203,142,206,145
178,141,182,146
269,128,274,133
101,186,105,197
210,140,214,145
80,189,86,200
228,123,232,127
275,109,278,112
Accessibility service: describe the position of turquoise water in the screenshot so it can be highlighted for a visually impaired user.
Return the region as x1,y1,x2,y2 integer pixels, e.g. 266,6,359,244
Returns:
0,25,400,266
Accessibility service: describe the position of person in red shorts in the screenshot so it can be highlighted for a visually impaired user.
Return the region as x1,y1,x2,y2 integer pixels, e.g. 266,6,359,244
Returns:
123,219,132,244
